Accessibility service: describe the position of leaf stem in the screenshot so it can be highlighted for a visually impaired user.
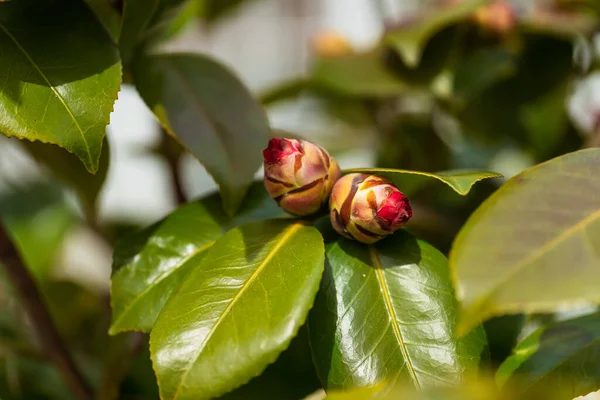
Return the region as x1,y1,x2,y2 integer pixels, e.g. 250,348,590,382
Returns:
0,223,93,400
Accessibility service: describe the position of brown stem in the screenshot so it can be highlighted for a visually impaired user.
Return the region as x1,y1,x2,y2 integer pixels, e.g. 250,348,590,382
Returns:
0,224,93,400
160,130,186,205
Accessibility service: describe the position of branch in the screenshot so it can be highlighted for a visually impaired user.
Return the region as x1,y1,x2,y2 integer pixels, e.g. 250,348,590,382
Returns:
0,223,93,400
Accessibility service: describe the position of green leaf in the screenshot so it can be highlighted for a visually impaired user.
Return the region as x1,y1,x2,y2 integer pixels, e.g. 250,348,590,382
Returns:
132,52,270,216
342,168,501,196
309,231,486,391
0,183,74,279
497,312,600,400
385,0,486,67
0,0,121,173
312,49,407,97
119,0,160,62
110,181,284,334
22,138,110,213
450,149,600,335
219,325,321,400
453,49,516,105
84,0,122,41
150,219,325,400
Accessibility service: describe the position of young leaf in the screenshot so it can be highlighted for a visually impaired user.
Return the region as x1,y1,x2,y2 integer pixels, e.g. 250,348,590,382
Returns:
309,231,486,391
497,312,600,400
132,52,270,216
110,182,285,334
343,168,501,196
312,49,407,97
150,220,325,400
385,0,486,67
0,0,121,173
450,149,600,335
22,138,110,213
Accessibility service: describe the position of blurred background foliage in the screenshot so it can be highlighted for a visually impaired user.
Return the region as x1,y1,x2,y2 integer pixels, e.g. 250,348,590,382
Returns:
1,0,600,398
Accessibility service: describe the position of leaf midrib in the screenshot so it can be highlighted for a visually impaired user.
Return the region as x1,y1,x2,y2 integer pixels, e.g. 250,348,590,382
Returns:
171,223,303,399
0,22,93,167
474,207,600,309
368,245,421,390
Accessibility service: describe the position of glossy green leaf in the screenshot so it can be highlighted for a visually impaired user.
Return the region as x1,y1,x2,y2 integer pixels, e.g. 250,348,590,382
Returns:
450,149,600,335
343,168,501,196
0,0,121,173
22,138,110,212
150,220,325,400
312,49,407,97
132,52,270,216
219,325,321,400
497,312,600,400
110,182,285,334
309,231,486,391
385,0,486,67
0,183,74,279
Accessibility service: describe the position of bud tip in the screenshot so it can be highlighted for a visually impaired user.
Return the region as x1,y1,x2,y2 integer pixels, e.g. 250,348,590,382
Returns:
263,138,302,164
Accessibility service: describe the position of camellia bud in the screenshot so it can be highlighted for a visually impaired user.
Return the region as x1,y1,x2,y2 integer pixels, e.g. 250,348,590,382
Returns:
329,173,412,244
263,138,341,216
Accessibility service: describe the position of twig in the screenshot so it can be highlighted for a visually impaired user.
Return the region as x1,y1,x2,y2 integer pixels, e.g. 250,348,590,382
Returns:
160,130,187,205
0,223,93,400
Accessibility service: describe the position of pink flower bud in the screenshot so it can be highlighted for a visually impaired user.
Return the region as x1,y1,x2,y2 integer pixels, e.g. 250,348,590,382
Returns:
329,173,412,243
263,138,341,216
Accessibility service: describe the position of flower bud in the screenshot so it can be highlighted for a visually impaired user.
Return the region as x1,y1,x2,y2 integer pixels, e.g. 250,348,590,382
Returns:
263,138,341,216
329,173,412,243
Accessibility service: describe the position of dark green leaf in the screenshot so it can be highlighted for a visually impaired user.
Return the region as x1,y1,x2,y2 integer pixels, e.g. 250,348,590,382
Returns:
450,149,600,334
385,0,486,67
119,0,160,61
453,49,516,105
497,312,600,400
84,0,122,41
132,52,270,216
0,183,74,279
342,168,501,196
150,219,325,399
109,182,286,334
309,231,486,391
0,0,121,173
22,138,110,212
312,49,407,97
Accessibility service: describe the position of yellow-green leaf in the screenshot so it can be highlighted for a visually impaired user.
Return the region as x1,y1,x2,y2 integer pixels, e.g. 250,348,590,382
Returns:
150,220,325,399
451,149,600,335
343,168,501,196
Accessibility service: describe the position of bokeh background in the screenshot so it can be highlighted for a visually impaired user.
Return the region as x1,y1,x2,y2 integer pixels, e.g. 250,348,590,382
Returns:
2,0,600,398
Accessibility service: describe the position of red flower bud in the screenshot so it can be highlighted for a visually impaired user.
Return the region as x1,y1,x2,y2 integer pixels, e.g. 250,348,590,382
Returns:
329,173,412,243
263,138,341,216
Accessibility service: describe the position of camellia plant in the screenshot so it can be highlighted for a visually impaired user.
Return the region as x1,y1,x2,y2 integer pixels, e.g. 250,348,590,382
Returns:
2,0,600,400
